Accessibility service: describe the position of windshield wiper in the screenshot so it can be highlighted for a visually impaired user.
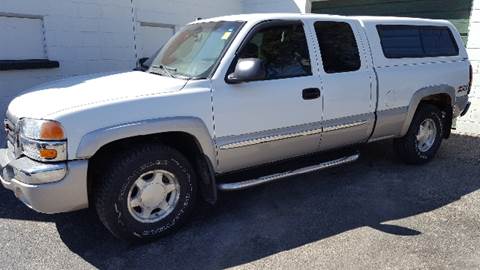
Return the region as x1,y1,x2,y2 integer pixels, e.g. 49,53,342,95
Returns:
150,64,192,80
152,64,177,71
150,64,178,78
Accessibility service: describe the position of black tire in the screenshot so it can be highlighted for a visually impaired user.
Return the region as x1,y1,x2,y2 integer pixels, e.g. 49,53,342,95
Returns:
94,143,197,242
394,103,444,165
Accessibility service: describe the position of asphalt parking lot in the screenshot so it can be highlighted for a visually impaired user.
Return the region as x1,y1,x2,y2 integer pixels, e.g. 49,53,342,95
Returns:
1,133,479,270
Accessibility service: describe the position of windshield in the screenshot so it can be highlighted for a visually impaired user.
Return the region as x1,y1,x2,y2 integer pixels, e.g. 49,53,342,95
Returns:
149,21,244,79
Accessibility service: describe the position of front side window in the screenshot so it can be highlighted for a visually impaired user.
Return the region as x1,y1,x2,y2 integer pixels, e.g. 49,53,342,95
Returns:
238,22,312,80
149,21,243,79
314,21,361,74
377,25,459,58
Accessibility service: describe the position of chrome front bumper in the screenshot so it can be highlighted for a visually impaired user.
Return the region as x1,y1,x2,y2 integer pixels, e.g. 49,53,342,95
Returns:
0,148,89,214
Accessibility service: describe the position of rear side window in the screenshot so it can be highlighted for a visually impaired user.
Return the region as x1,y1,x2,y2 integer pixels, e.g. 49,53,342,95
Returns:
421,28,459,57
377,25,459,58
314,21,361,73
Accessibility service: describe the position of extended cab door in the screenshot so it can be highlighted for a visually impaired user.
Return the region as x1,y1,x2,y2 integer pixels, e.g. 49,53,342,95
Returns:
211,20,324,172
309,19,376,150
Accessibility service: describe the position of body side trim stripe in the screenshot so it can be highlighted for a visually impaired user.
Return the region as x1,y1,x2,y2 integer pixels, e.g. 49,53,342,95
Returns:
218,113,373,150
218,106,410,151
219,126,323,150
323,120,368,133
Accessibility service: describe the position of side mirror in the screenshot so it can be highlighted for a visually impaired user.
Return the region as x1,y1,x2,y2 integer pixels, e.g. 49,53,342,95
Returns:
136,57,149,70
227,58,266,84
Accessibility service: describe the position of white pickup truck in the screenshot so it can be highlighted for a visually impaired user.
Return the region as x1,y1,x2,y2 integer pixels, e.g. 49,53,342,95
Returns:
1,13,472,241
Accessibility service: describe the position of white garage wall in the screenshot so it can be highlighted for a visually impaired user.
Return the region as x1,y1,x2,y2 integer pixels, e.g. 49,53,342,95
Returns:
0,0,309,142
0,0,135,138
242,0,311,13
1,0,478,142
0,15,46,59
457,0,480,135
0,0,241,129
132,0,244,59
137,23,175,59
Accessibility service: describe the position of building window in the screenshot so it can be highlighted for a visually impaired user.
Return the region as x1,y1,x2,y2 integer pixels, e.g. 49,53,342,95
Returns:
0,14,59,71
137,22,175,59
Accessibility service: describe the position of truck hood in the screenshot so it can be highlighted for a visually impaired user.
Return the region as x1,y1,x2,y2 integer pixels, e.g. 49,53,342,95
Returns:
7,71,188,120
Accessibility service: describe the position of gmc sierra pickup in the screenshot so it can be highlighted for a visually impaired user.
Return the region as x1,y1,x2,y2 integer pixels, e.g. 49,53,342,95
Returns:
1,13,472,241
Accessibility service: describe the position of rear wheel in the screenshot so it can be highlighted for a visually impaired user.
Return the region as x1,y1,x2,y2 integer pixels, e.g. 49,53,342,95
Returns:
94,143,197,242
394,104,444,164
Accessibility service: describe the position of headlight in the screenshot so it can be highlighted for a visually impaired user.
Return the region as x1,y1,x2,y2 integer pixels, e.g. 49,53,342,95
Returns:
18,118,67,162
20,119,65,141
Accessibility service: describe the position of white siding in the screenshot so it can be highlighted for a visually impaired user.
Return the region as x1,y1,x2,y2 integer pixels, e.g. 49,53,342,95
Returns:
137,23,174,59
1,0,476,140
0,15,45,59
457,0,480,135
0,0,309,141
242,0,310,13
0,0,242,121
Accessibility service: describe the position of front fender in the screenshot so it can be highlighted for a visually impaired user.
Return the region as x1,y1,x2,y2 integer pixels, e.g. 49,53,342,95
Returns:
75,116,217,167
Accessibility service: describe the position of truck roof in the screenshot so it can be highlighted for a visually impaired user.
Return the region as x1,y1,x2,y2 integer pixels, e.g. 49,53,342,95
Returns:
197,13,451,26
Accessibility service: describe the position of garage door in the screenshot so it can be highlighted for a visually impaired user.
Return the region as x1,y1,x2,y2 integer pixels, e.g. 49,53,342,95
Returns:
137,22,175,59
312,0,473,44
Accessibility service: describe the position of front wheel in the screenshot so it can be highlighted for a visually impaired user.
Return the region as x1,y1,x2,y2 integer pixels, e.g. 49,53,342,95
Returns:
394,104,444,164
94,143,197,242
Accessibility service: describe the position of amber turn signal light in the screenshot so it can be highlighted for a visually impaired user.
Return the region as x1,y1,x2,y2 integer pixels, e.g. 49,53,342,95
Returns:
39,148,58,159
40,121,65,140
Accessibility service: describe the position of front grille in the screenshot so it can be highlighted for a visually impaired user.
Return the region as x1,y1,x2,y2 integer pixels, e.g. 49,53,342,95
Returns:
3,114,21,158
4,118,16,146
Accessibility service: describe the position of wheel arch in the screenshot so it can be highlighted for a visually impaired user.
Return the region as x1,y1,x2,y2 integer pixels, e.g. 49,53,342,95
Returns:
79,117,218,204
400,85,455,137
76,117,216,162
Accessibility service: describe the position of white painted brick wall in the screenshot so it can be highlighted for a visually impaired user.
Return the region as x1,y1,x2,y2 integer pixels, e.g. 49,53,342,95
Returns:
457,0,480,135
0,0,245,139
0,0,308,142
241,0,310,13
0,0,244,102
2,0,477,141
0,0,306,111
0,16,46,59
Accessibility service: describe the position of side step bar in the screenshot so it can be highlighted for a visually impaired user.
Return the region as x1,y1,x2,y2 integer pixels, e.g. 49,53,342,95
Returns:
217,153,360,191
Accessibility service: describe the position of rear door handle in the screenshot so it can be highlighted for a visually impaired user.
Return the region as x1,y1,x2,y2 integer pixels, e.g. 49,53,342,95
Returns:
302,88,321,100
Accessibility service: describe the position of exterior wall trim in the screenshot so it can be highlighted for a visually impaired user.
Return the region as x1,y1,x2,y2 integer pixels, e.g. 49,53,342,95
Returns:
0,59,59,71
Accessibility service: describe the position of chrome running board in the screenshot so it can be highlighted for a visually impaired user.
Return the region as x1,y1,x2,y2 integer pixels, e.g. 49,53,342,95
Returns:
217,153,360,191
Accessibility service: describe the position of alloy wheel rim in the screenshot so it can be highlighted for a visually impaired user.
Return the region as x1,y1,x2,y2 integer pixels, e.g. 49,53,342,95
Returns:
127,169,180,223
416,118,437,153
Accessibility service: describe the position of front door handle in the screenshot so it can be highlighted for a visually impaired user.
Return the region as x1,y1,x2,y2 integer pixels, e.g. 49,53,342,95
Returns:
302,88,321,100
